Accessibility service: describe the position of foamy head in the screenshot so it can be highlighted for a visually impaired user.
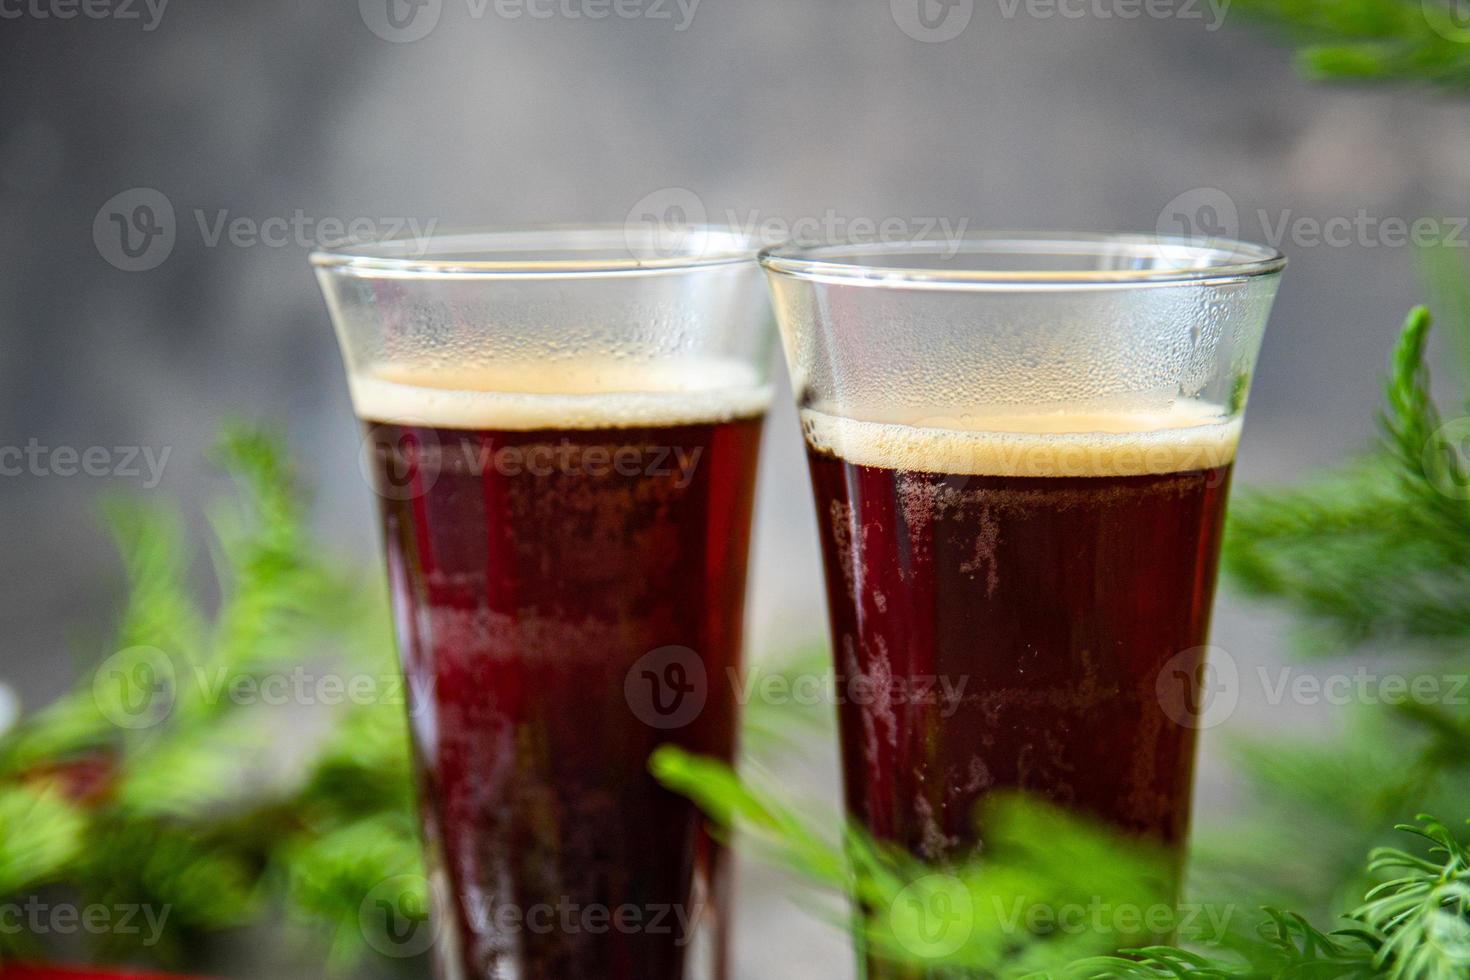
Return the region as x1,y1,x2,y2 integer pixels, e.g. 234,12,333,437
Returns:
802,402,1240,478
350,358,772,430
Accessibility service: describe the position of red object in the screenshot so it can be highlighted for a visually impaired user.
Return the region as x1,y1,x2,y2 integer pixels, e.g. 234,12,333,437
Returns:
807,448,1232,850
368,416,764,978
17,751,118,807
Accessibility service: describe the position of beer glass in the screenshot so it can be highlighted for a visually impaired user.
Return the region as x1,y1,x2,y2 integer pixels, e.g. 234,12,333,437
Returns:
314,227,773,980
762,233,1284,972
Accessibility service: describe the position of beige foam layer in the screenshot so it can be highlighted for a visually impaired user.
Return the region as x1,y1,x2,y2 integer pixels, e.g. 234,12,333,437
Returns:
351,359,772,430
802,402,1240,477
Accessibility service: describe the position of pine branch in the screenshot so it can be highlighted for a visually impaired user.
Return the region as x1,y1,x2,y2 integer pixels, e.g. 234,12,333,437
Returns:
656,747,1201,975
0,426,420,971
1225,306,1470,652
1229,1,1470,89
0,786,86,897
657,742,1470,979
1357,816,1470,979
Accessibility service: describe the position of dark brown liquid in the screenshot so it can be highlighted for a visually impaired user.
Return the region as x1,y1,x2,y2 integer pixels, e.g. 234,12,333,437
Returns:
369,415,763,980
806,448,1231,859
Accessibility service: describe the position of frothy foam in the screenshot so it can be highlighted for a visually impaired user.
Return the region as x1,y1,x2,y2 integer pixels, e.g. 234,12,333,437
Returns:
802,402,1240,477
350,359,772,430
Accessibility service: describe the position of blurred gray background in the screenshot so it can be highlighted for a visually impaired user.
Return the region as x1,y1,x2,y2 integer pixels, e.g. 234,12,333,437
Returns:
3,2,1468,976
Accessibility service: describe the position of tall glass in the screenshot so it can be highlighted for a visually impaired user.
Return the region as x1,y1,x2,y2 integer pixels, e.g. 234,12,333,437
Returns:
762,233,1284,973
314,228,773,980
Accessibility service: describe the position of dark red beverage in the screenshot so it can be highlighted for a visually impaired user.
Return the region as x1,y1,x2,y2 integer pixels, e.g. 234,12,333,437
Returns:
801,407,1236,861
359,365,766,980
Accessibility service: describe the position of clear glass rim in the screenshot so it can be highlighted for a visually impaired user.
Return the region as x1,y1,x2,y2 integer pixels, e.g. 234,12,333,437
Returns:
758,232,1287,288
309,224,761,278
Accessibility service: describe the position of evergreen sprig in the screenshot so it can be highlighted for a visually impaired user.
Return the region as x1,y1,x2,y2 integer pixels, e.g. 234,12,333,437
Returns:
1224,307,1470,652
654,744,1470,979
1228,1,1470,88
0,425,421,971
1216,257,1470,917
1359,817,1470,980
